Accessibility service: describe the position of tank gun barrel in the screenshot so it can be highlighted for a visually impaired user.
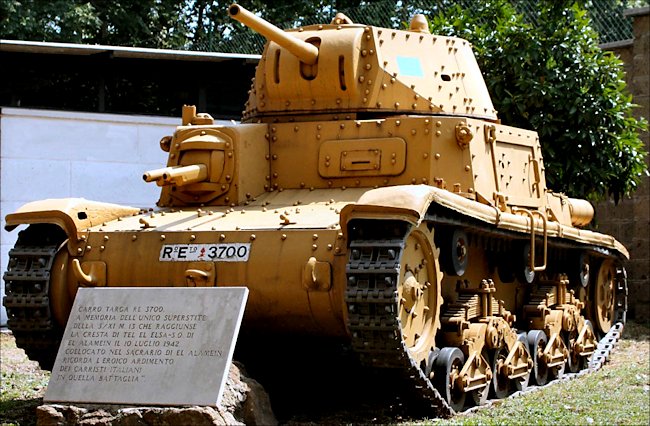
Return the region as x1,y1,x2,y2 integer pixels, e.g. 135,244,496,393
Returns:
143,164,208,187
228,3,319,65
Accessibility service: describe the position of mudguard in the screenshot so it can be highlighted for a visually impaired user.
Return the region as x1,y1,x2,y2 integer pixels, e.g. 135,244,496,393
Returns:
5,198,140,243
341,185,628,259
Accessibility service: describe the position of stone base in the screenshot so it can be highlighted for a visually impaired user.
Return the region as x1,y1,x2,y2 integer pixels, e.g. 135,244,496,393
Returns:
37,362,277,426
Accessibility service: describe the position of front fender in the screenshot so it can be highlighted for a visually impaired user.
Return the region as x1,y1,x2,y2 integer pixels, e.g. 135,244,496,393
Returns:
5,198,140,242
340,185,436,230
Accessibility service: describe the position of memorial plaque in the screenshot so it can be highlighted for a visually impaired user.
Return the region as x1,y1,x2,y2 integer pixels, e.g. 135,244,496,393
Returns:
44,287,248,406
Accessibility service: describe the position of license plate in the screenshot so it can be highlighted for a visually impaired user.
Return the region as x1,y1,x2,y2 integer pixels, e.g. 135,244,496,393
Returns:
159,244,251,262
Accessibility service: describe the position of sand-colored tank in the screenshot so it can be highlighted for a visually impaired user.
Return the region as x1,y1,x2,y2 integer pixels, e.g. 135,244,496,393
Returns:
3,4,628,414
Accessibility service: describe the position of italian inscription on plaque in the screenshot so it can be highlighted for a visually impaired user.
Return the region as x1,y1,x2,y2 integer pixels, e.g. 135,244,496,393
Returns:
44,287,248,406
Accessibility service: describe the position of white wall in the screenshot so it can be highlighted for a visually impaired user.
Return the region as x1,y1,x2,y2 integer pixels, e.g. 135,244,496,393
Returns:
0,107,206,325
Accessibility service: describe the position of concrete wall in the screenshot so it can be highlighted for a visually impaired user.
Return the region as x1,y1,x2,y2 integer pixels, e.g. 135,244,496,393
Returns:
0,108,183,324
597,7,650,321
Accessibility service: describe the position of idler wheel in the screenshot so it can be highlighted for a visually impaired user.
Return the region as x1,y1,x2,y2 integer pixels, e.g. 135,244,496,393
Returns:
433,347,466,412
527,330,549,386
397,226,442,365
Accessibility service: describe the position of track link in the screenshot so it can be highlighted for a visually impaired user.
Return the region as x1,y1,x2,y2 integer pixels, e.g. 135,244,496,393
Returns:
3,238,64,370
345,238,453,417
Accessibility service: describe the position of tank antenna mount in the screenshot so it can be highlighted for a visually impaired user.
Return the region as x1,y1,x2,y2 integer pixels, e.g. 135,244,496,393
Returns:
409,14,430,33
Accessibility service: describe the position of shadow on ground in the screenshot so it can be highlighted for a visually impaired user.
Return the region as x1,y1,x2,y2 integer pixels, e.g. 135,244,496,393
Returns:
236,333,428,424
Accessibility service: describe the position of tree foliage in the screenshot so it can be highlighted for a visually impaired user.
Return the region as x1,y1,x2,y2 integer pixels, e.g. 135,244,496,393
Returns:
429,0,647,201
0,1,188,48
0,1,370,49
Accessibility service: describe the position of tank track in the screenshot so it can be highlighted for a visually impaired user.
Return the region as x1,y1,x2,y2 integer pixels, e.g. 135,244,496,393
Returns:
344,217,627,417
345,239,454,416
3,237,64,370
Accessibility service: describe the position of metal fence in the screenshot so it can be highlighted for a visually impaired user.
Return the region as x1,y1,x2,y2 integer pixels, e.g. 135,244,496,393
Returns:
588,0,635,43
205,0,636,54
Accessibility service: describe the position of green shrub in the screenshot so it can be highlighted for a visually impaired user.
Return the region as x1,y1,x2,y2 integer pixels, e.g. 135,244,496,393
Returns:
430,0,647,202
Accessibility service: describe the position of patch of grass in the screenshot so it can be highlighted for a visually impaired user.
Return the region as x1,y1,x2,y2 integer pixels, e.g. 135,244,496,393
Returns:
1,332,50,426
439,364,649,425
1,322,649,425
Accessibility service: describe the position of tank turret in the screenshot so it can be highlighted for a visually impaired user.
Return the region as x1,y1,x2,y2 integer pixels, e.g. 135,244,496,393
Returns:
229,4,497,122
